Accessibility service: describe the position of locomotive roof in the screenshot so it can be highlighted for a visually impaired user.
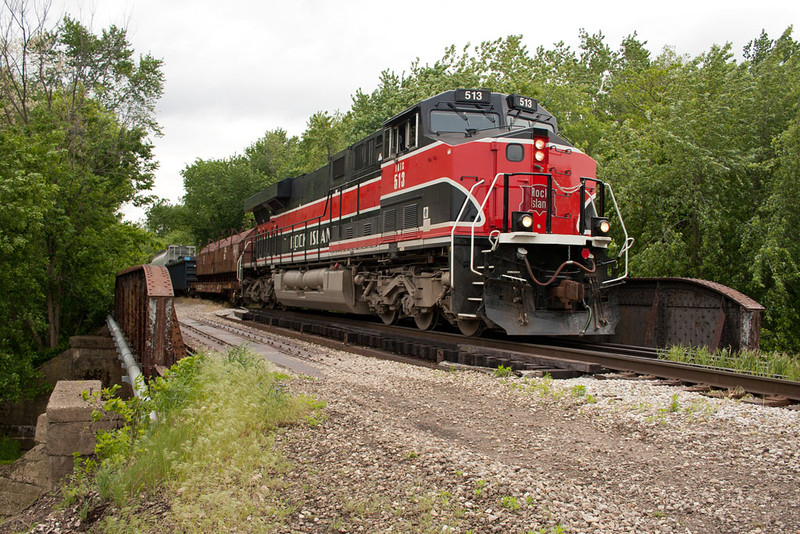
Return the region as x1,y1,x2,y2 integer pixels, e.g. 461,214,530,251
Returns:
245,89,565,218
383,89,559,135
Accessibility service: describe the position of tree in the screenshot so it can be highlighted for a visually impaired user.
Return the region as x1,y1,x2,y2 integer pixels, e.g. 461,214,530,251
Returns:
245,127,300,180
295,111,350,173
144,198,194,246
0,1,163,400
181,157,264,245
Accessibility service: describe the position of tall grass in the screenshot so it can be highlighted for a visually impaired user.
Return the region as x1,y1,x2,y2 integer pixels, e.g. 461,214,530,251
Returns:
661,346,800,381
72,346,324,532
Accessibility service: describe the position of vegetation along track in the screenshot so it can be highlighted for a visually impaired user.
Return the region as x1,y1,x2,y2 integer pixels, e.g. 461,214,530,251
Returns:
235,308,800,404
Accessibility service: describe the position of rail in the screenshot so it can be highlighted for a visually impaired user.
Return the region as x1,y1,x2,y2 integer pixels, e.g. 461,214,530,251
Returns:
243,307,800,401
114,264,185,377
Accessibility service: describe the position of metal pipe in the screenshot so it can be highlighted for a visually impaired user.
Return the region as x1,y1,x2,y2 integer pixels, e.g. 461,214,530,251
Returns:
106,315,148,400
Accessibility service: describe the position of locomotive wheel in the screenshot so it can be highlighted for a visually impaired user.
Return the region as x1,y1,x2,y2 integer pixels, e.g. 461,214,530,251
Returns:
414,309,439,331
457,318,485,336
378,309,398,325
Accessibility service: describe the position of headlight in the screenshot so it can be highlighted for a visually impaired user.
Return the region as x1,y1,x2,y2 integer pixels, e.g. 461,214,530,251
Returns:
592,217,611,236
512,211,535,232
534,151,545,162
534,138,546,149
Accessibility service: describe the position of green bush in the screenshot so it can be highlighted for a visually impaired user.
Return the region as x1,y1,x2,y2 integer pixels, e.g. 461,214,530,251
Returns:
68,347,325,531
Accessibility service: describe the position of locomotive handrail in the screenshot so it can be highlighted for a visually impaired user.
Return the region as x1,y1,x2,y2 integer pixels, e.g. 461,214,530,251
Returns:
469,172,506,276
248,180,360,269
451,171,631,287
236,239,252,283
498,172,555,234
450,178,486,291
602,183,633,286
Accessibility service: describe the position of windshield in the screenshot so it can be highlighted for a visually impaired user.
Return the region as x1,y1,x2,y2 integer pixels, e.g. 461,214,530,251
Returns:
430,110,499,134
507,114,554,132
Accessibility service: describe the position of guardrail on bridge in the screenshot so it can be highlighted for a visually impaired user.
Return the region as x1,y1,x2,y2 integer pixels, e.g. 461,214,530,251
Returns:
114,264,185,376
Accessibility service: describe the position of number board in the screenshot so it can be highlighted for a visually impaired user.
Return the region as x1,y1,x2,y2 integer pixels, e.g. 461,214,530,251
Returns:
508,94,538,112
455,89,491,104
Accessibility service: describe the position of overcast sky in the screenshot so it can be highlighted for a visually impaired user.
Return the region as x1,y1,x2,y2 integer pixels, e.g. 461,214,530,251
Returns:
53,0,799,222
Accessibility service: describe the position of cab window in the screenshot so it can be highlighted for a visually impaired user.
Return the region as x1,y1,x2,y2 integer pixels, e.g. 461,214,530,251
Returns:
506,114,554,132
388,115,418,156
430,110,499,134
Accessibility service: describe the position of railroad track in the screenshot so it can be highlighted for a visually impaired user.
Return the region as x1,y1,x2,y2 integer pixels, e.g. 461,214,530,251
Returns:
238,308,800,404
180,319,234,353
179,314,327,378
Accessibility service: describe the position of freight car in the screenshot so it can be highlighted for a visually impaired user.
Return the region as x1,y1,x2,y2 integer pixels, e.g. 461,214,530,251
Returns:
240,89,632,336
193,229,254,302
151,244,197,294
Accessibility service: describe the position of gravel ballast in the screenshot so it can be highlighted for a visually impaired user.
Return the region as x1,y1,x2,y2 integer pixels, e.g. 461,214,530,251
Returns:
179,302,800,534
12,300,798,533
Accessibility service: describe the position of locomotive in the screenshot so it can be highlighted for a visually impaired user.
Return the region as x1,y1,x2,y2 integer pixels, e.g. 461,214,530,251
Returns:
240,89,632,336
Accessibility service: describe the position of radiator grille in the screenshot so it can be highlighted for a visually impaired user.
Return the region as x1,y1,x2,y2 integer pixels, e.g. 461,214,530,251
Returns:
403,204,417,230
383,209,396,233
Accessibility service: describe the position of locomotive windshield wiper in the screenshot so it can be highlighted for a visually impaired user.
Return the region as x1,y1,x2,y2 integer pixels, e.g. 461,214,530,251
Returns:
447,102,469,122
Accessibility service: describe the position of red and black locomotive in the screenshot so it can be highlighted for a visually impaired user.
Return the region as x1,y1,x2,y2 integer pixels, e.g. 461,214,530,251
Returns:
240,89,631,336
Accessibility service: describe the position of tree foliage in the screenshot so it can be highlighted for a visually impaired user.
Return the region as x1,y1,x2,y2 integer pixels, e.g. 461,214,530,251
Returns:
0,0,162,401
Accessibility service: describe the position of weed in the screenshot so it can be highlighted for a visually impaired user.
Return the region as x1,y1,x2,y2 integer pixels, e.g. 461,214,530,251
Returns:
661,346,800,381
474,478,487,497
526,495,535,506
526,523,566,534
507,375,566,400
494,365,513,378
570,384,586,397
500,495,520,510
668,393,680,413
404,451,419,460
683,398,718,421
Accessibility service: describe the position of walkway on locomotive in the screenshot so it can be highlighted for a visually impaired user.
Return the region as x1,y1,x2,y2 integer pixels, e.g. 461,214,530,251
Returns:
242,90,613,269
